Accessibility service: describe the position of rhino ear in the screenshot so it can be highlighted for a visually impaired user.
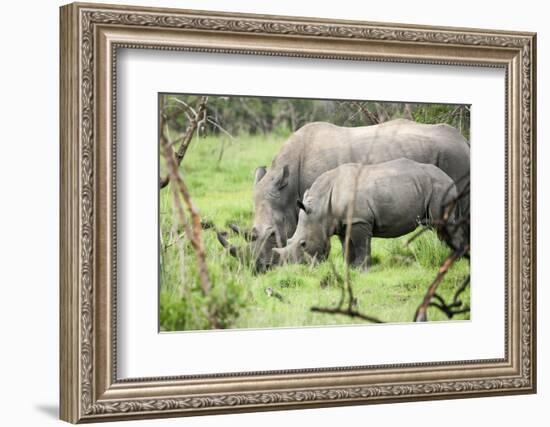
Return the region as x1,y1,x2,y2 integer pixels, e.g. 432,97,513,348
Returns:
297,199,311,214
275,165,289,190
254,166,267,185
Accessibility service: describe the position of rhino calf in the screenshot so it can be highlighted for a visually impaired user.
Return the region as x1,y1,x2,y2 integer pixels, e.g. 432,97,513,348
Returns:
273,159,460,270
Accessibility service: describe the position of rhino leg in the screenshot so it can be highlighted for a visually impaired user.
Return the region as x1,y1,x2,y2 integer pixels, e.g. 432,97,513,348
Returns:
340,222,372,271
365,237,372,270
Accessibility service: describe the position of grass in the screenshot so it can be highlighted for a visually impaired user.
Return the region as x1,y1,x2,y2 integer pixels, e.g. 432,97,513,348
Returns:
159,132,470,331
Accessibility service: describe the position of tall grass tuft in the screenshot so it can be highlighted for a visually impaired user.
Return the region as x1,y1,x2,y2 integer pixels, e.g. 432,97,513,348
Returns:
408,231,449,269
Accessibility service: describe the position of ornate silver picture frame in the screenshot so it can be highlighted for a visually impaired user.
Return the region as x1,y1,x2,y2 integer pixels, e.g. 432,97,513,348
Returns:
60,2,536,423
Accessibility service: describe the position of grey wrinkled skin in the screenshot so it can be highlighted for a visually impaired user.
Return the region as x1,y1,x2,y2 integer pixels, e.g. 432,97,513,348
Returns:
273,159,461,270
252,119,470,271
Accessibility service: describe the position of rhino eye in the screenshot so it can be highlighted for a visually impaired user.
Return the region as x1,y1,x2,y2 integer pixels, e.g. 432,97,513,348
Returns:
299,240,306,248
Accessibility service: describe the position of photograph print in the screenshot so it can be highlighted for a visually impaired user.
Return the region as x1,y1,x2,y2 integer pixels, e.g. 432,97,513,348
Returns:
158,94,471,332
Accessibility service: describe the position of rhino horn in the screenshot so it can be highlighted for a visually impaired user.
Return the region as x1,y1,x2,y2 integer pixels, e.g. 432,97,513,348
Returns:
216,231,242,260
272,247,289,263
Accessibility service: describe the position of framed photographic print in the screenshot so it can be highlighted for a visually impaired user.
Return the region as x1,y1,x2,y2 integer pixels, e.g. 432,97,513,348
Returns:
60,2,537,423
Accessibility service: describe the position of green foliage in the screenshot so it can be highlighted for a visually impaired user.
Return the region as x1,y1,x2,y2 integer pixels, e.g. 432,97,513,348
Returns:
159,133,470,331
162,94,470,140
159,254,249,331
409,231,450,269
412,103,470,140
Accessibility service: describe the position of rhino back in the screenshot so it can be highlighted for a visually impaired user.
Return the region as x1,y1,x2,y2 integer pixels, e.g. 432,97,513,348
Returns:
273,120,469,194
328,160,436,238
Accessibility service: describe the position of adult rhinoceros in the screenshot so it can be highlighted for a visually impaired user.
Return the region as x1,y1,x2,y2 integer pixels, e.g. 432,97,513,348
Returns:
250,119,470,271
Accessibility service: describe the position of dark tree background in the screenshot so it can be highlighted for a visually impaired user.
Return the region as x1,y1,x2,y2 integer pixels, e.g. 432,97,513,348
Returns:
162,95,470,141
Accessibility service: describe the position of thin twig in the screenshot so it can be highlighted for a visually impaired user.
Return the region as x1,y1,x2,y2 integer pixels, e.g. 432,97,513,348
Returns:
329,259,346,309
343,168,361,311
310,307,384,324
351,101,380,124
207,117,235,140
172,97,197,116
452,274,470,306
165,232,186,249
427,274,471,319
169,178,188,297
165,220,215,249
428,302,470,318
403,226,430,246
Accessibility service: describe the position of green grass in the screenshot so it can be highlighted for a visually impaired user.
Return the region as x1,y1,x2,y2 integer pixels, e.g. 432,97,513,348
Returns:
159,133,470,331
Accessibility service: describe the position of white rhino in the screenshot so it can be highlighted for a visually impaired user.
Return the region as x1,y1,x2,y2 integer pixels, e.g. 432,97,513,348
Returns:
273,158,461,270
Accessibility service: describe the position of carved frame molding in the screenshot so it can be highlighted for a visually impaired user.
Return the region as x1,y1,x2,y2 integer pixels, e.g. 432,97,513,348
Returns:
60,2,536,423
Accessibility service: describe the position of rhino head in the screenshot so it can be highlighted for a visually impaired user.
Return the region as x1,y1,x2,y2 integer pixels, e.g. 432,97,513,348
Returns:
251,164,299,272
272,196,331,266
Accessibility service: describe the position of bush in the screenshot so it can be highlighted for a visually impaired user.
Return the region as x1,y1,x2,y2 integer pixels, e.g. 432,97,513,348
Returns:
159,273,248,331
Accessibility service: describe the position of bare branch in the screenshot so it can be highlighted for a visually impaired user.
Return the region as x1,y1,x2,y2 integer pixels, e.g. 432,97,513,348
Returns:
414,245,469,322
427,274,471,319
207,117,235,140
374,102,389,123
351,101,380,125
403,103,414,120
161,128,211,295
160,96,208,189
175,96,208,164
451,274,471,307
310,306,384,324
172,97,197,116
